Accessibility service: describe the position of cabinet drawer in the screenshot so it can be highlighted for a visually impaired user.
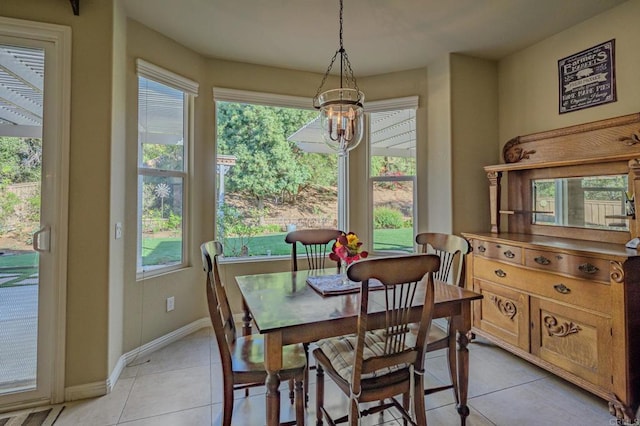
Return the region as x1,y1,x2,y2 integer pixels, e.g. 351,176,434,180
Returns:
473,240,522,264
474,257,611,314
524,249,610,283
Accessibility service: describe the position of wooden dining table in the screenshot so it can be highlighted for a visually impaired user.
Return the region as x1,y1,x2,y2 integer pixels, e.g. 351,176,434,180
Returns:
236,269,483,426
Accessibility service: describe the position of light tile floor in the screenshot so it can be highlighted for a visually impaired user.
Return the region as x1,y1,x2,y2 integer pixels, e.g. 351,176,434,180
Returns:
17,327,621,425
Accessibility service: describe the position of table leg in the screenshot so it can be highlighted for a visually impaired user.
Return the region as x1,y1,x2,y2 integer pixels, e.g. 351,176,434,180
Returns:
265,332,283,426
242,299,252,336
456,303,471,426
242,300,253,397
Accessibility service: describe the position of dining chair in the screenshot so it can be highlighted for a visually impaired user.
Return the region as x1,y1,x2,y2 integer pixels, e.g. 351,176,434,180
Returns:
285,228,343,272
415,232,470,402
201,241,306,426
313,254,441,425
285,228,343,403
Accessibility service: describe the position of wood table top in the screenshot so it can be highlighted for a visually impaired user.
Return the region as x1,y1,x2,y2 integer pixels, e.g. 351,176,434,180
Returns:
236,270,482,335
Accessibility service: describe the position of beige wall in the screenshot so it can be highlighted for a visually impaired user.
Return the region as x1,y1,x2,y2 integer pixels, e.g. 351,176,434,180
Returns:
108,0,127,377
426,56,453,233
499,0,640,143
123,20,210,353
450,54,498,234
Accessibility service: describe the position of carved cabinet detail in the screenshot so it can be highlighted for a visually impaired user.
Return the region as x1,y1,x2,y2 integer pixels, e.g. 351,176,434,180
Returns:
473,279,529,351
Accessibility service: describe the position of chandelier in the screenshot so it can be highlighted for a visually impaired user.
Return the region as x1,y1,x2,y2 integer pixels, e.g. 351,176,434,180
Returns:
313,0,365,156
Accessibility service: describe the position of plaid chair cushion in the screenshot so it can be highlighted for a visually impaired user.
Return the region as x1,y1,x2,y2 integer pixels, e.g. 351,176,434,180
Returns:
316,330,409,381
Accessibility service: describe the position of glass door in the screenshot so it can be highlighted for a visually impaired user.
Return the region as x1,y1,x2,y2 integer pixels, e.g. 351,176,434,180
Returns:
0,20,70,408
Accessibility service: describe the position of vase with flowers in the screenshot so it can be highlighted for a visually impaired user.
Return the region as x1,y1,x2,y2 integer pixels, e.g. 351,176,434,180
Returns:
329,232,369,284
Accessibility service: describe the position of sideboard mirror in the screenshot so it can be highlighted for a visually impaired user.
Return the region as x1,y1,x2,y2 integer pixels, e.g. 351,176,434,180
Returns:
531,174,630,231
483,113,640,244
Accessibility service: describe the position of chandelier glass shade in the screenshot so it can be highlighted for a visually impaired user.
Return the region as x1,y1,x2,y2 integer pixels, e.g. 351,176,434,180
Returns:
313,0,364,156
316,88,364,156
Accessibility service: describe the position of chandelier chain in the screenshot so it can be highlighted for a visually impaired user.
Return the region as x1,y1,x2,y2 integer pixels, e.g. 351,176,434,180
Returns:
312,0,362,106
313,49,340,102
339,0,344,51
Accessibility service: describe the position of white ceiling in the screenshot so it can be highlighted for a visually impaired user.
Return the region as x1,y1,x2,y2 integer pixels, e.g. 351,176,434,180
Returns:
123,0,628,77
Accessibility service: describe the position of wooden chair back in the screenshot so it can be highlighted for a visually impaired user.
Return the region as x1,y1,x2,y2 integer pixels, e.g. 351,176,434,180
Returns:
285,228,342,271
346,254,440,396
415,232,470,286
201,241,235,368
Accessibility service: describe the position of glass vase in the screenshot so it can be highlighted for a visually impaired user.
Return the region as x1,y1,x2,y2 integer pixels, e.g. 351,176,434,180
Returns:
340,260,348,285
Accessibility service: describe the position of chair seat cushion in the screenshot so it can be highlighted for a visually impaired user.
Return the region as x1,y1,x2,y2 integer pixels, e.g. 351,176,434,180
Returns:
231,335,306,373
316,330,409,381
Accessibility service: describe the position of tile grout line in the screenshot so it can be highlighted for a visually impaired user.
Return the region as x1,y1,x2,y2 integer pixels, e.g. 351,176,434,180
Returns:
116,403,213,425
115,371,138,425
463,376,552,426
467,375,550,400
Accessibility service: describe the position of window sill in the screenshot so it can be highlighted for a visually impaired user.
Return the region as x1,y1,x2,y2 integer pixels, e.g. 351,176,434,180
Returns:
136,263,190,281
218,255,288,265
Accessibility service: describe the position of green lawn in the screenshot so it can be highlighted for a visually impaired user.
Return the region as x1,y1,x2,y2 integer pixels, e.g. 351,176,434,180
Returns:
1,229,415,283
0,252,38,287
142,227,414,265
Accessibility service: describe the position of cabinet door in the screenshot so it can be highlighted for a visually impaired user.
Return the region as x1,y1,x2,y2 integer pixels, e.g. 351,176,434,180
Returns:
473,279,529,351
531,298,612,389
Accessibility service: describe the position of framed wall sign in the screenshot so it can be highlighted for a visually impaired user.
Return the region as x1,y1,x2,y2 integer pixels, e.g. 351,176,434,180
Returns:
558,39,616,114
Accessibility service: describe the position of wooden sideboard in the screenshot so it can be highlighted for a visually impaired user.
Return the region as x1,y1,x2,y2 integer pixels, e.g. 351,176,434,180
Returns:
463,114,640,423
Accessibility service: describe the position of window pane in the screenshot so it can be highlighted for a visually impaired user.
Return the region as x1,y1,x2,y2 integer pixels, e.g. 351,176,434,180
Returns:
370,107,416,253
140,175,183,269
370,109,416,177
216,101,338,257
372,180,414,252
138,77,185,171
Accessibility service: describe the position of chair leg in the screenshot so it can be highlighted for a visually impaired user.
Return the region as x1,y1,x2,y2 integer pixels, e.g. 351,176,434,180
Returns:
447,337,460,406
349,397,359,426
303,342,310,406
295,374,305,426
402,392,410,426
289,378,295,404
316,364,324,425
223,378,234,426
413,374,427,426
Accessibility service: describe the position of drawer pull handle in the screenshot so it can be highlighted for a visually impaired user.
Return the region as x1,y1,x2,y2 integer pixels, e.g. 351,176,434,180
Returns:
553,284,571,294
534,256,551,265
578,263,599,274
495,269,506,278
477,245,486,253
495,244,502,248
504,250,515,259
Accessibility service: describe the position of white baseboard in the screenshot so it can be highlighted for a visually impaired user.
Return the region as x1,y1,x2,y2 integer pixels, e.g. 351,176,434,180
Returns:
64,381,107,401
64,317,211,401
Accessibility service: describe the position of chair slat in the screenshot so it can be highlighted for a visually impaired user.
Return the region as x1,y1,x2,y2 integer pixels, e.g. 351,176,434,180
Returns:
313,253,440,425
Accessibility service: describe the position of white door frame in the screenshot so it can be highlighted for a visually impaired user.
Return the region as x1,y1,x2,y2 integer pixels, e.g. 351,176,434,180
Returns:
0,16,70,409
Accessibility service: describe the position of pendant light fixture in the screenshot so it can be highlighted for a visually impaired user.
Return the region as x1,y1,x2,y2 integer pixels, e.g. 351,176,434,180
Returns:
313,0,365,156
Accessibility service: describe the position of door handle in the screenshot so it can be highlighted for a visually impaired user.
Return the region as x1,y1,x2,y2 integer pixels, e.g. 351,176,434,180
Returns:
33,225,50,253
